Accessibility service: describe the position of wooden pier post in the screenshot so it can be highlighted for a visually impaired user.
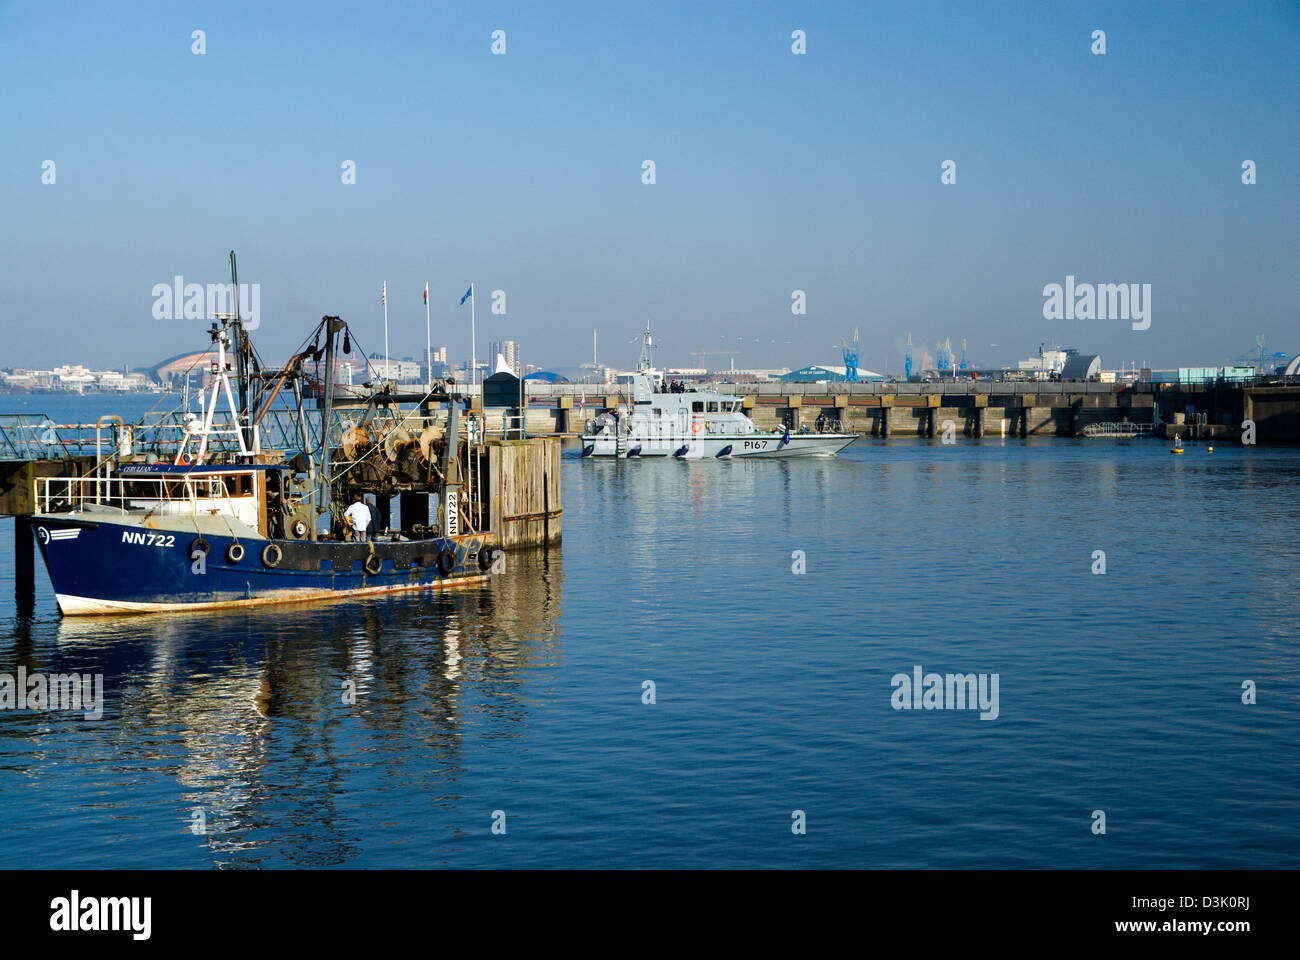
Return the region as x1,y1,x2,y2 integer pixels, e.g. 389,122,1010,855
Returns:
14,515,34,619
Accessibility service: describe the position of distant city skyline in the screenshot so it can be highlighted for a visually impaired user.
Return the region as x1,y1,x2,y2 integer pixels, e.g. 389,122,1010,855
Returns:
2,2,1296,373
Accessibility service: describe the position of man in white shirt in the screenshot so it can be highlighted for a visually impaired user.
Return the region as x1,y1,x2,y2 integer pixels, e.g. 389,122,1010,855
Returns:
344,494,372,542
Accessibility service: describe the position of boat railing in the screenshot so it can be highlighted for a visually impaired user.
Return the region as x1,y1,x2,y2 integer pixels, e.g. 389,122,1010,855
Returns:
1081,421,1154,438
36,473,224,516
810,418,845,434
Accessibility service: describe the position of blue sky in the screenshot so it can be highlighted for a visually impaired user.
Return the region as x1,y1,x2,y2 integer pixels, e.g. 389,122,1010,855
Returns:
1,0,1296,373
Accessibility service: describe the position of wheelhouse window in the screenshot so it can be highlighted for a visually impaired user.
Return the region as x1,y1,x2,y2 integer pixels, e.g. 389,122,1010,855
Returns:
707,402,719,412
692,401,704,413
121,480,163,500
221,473,254,497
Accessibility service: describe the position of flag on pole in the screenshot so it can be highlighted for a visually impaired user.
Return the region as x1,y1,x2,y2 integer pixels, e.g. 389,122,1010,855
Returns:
579,391,585,414
423,283,428,305
459,286,472,305
381,282,386,305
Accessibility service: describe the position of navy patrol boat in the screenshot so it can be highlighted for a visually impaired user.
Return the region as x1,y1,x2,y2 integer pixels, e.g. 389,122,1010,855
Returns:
31,254,501,615
581,327,857,459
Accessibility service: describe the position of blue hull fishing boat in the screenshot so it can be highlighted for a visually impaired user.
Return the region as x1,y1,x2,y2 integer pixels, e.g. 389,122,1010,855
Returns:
31,253,501,615
32,469,494,614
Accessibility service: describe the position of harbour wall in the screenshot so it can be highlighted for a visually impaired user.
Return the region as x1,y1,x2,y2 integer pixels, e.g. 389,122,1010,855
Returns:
478,381,1300,442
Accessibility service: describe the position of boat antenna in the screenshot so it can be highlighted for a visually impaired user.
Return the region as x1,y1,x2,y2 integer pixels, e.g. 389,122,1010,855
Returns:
633,324,656,372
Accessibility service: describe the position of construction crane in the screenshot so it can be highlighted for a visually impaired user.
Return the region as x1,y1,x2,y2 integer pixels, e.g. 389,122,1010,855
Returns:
905,333,913,379
936,338,954,376
840,328,860,382
1231,335,1288,376
960,338,968,372
689,350,733,371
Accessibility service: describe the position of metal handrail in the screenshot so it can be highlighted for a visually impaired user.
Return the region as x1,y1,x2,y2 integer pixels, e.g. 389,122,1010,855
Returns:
1082,422,1154,438
36,472,259,516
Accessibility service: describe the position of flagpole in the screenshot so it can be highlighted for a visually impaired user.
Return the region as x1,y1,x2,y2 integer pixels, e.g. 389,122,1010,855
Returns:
383,280,390,386
470,282,477,388
425,282,431,391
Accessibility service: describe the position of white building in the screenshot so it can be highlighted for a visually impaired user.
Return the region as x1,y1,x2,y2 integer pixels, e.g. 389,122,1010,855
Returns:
367,357,422,383
489,340,519,375
1017,348,1070,379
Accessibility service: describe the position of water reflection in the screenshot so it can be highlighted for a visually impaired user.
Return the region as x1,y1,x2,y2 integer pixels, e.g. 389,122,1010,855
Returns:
1,548,562,867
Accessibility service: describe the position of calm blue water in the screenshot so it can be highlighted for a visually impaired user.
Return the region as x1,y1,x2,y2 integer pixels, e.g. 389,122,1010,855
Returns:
1,394,1298,868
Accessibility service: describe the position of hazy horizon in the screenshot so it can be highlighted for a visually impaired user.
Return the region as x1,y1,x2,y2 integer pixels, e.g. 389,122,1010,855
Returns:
2,1,1296,375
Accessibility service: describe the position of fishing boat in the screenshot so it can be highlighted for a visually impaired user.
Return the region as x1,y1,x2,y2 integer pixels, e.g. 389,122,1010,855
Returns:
30,253,502,615
581,327,857,458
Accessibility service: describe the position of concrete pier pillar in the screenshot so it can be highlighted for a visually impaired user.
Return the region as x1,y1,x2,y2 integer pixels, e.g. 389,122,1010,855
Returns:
833,393,849,430
926,408,937,437
1070,401,1081,437
785,395,802,432
1020,408,1029,437
15,515,34,619
879,397,893,438
973,407,985,439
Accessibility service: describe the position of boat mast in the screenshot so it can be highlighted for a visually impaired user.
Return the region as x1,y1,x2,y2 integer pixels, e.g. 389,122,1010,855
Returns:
228,251,251,451
317,316,344,539
636,324,655,372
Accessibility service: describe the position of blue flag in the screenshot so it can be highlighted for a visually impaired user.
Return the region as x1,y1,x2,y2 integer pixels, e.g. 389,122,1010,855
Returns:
782,423,791,445
459,286,472,305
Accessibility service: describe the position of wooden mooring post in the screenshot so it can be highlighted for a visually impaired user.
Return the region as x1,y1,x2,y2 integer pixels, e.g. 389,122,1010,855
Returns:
14,515,34,619
486,437,562,548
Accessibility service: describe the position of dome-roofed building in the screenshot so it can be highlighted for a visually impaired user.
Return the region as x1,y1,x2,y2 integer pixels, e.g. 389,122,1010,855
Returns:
1060,354,1102,381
